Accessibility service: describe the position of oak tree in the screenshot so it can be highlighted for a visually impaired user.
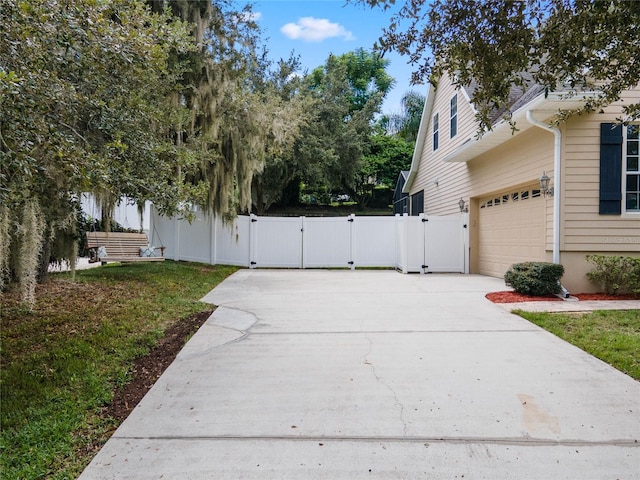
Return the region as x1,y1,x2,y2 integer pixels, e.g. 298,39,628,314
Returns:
354,0,640,131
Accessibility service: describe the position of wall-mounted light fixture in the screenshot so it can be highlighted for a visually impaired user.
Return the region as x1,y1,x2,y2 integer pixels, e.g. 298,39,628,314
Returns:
433,177,439,187
539,171,554,197
458,198,468,213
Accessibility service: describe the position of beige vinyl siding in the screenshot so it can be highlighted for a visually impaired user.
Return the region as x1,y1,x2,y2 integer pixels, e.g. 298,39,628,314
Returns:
411,72,557,218
562,89,640,253
411,76,478,214
425,127,555,217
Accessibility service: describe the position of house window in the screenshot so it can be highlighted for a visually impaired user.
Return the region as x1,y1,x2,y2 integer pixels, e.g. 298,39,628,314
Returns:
625,125,639,211
433,113,439,151
450,94,458,138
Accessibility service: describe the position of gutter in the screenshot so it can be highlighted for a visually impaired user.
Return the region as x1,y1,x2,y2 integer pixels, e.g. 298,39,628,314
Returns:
526,111,569,297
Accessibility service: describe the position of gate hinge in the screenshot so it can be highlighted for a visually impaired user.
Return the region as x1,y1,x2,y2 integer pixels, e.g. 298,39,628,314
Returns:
251,218,258,223
463,224,468,228
422,218,428,222
422,265,428,269
348,218,354,222
348,261,354,265
250,261,257,265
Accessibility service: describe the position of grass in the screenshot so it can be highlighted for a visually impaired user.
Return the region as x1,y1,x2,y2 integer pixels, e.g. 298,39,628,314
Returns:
0,261,237,480
516,309,640,380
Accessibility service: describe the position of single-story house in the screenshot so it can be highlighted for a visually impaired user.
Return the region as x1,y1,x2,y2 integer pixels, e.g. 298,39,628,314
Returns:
404,73,640,292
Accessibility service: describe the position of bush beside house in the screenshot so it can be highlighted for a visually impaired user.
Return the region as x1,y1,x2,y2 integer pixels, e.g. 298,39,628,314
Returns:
504,262,565,296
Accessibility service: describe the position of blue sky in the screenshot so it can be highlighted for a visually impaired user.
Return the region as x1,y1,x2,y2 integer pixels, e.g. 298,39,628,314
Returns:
239,0,427,115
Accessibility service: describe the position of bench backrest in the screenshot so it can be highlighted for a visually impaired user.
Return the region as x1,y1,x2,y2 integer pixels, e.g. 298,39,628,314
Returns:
86,232,149,257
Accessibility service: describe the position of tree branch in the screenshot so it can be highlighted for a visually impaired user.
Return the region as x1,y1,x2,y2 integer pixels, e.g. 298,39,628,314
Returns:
59,122,91,147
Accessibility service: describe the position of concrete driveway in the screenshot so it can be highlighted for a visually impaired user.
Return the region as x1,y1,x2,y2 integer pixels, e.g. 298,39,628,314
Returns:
80,270,640,479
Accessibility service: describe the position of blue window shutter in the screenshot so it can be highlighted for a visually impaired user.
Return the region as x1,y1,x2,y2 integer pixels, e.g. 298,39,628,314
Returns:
599,123,623,215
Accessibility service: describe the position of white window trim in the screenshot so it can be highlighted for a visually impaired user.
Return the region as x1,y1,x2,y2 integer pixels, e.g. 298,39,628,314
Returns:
450,94,458,139
433,112,439,151
622,124,640,215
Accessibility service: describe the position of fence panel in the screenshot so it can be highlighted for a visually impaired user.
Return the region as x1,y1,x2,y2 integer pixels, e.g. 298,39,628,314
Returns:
251,216,303,268
352,216,397,267
214,216,251,267
303,217,352,268
178,210,212,263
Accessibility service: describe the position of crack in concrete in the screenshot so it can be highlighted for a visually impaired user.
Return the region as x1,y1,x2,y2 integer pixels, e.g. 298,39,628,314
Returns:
176,326,249,361
362,334,408,436
176,307,258,360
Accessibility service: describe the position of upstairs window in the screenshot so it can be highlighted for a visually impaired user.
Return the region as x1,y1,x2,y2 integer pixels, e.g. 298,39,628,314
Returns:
625,125,639,212
450,94,458,138
433,113,439,151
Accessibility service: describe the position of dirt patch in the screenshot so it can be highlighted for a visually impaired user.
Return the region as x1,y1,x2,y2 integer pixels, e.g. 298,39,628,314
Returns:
102,310,212,423
486,291,640,303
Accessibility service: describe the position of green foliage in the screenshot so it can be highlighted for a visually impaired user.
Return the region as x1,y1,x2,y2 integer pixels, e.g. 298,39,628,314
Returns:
299,51,391,208
586,255,640,295
379,90,426,142
1,261,237,479
362,134,414,188
504,261,564,296
250,56,316,214
0,0,273,298
335,48,395,113
517,309,640,380
354,134,413,208
0,0,198,296
354,0,640,132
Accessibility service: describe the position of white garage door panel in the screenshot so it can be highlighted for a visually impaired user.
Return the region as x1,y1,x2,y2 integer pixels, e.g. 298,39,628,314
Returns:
478,193,546,278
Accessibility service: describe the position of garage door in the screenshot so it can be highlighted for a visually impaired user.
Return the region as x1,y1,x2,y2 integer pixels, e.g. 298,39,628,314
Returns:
478,186,546,277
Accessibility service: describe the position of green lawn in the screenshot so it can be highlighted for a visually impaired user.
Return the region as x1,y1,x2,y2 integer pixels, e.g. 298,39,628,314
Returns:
516,309,640,380
0,261,237,480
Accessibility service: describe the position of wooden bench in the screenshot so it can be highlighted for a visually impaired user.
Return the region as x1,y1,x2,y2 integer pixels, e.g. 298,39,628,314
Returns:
86,232,165,263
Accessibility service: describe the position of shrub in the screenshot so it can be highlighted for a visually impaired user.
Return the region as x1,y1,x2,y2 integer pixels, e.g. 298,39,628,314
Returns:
586,255,640,295
504,262,564,296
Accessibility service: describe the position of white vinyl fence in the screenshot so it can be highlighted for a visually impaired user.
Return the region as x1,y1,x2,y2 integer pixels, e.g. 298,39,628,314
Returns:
150,209,469,274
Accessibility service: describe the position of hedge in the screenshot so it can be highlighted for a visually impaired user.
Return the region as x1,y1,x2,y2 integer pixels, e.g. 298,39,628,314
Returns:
504,262,564,296
586,255,640,295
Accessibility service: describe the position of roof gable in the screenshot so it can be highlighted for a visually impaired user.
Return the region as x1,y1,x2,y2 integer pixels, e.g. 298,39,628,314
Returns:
404,73,600,192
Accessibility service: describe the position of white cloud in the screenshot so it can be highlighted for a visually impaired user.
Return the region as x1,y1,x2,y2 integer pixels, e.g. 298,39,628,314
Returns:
280,17,354,42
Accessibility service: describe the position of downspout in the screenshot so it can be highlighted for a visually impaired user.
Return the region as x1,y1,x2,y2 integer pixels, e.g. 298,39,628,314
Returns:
526,111,569,297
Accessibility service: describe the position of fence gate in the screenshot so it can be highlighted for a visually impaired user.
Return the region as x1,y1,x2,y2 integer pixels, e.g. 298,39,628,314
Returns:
251,216,303,268
424,215,466,273
397,214,467,274
302,216,352,268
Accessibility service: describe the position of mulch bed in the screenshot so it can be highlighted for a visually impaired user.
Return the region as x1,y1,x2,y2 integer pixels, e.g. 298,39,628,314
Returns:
486,291,640,303
103,310,213,422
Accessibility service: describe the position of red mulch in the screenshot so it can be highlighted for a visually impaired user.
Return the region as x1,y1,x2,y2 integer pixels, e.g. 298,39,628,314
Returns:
486,291,640,303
